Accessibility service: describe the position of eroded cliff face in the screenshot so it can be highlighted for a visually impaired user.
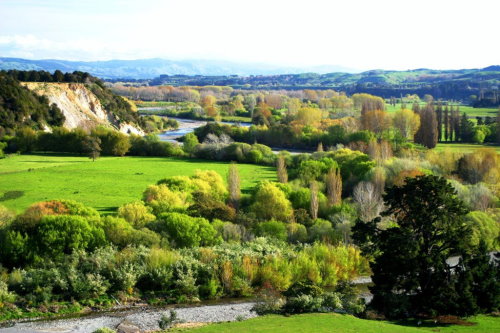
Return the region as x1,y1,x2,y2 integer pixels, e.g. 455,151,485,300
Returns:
21,82,144,135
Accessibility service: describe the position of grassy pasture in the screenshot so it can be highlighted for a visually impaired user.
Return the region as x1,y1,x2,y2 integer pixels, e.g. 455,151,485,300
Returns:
434,143,500,153
170,313,500,333
0,154,276,214
385,103,497,117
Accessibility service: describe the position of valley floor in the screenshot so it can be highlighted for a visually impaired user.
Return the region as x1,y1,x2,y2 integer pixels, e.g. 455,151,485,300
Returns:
0,154,276,214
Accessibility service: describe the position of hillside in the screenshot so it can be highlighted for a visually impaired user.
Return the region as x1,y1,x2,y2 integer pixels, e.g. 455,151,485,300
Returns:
148,67,500,103
0,57,354,79
0,71,143,135
22,82,143,135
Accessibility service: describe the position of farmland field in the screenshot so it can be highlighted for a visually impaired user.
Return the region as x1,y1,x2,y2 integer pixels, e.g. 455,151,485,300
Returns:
434,143,500,153
385,103,498,117
0,154,276,213
171,313,500,333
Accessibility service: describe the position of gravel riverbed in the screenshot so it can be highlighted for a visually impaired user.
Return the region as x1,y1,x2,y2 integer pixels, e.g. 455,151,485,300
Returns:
0,302,257,333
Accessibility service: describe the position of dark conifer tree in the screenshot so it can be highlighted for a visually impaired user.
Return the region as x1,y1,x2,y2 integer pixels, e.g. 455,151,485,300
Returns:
414,104,438,148
436,101,443,141
443,105,449,142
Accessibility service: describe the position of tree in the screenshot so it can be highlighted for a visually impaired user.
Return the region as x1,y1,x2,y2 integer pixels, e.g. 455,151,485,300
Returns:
361,110,391,134
392,109,420,140
414,104,438,148
227,163,240,209
459,113,474,142
297,107,322,126
325,167,342,206
310,181,319,220
156,212,221,248
83,136,101,161
183,133,199,156
277,154,288,183
353,175,498,318
250,182,293,222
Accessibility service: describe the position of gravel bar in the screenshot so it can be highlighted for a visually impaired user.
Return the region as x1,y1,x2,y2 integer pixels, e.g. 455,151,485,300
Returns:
0,302,257,333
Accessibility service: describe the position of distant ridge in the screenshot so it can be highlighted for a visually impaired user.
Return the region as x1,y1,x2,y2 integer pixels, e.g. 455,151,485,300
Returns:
0,57,356,79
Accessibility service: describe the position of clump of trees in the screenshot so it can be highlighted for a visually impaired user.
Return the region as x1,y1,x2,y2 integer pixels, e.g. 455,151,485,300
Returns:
353,175,499,318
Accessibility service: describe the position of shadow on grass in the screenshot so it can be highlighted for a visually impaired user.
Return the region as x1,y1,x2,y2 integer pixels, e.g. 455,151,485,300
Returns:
0,191,24,202
392,317,476,329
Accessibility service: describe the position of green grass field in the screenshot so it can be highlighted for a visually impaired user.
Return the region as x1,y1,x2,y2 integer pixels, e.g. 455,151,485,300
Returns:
172,313,500,333
434,143,500,153
0,154,276,214
386,103,498,118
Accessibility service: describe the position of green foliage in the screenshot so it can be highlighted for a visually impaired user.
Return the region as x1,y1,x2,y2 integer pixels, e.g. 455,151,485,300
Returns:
354,175,498,318
183,132,199,155
36,215,105,257
250,182,293,222
464,211,500,251
0,73,64,134
255,220,287,241
154,212,221,248
92,328,116,333
117,201,156,228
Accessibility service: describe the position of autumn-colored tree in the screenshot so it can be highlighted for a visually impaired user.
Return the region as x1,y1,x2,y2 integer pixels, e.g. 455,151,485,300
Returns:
265,94,283,109
304,89,319,102
325,167,342,206
227,163,241,209
286,98,301,116
361,110,391,134
392,108,420,140
201,95,218,118
393,169,425,186
297,107,322,126
414,104,438,148
253,101,272,125
352,93,385,112
277,155,288,183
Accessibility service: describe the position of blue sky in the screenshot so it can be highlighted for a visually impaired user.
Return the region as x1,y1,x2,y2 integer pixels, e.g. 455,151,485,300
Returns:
0,0,499,70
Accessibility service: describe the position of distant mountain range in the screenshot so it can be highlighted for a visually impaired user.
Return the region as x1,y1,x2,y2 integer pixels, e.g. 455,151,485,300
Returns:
0,57,356,79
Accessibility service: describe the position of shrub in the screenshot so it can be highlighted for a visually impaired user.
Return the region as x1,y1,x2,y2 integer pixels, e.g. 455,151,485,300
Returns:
158,310,180,329
255,220,287,241
117,201,155,228
250,182,293,222
154,212,221,248
92,328,116,333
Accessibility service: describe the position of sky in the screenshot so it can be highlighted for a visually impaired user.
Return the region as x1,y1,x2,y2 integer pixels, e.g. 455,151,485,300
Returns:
0,0,499,71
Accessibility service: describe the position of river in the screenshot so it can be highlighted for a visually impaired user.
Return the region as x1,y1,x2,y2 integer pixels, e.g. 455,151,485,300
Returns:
157,118,311,155
157,117,251,143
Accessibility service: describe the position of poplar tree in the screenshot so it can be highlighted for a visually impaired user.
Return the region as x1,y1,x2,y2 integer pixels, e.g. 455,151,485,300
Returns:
277,155,288,183
325,167,342,206
414,104,438,148
227,163,241,209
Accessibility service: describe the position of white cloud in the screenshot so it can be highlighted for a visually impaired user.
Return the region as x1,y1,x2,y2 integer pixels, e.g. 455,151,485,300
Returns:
0,0,499,70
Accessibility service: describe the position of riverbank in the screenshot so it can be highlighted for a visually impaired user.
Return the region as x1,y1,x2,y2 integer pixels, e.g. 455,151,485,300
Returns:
0,302,257,333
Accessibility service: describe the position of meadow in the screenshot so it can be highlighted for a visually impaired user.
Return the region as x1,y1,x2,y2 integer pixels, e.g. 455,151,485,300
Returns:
0,154,276,213
171,313,500,333
385,103,498,117
435,143,500,153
